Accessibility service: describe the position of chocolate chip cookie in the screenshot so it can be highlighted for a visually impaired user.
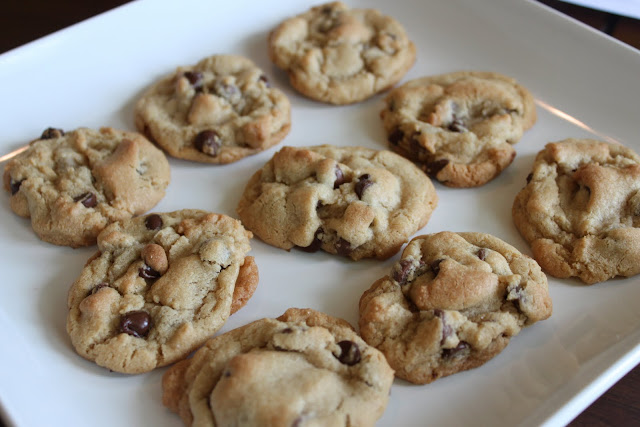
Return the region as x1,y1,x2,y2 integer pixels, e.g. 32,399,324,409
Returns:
3,127,170,247
359,231,552,384
66,210,257,374
236,145,438,260
381,71,536,187
162,308,394,426
513,138,640,284
134,54,291,164
268,2,415,104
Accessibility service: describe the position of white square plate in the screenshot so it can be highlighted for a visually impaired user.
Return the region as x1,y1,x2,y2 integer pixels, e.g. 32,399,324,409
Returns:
1,0,639,425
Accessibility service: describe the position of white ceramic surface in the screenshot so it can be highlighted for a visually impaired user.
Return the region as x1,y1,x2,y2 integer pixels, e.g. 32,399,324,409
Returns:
1,0,639,426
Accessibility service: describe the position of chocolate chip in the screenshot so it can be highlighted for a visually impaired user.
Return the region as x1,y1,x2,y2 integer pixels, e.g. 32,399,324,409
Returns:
139,265,161,280
74,192,97,208
90,282,109,296
393,259,414,285
334,341,361,365
119,310,152,338
448,119,467,133
434,309,453,345
410,134,427,155
145,214,163,230
298,228,323,253
431,259,444,276
477,248,487,261
442,341,469,358
282,328,293,334
40,127,64,139
259,74,271,87
354,174,373,199
388,128,404,146
425,159,449,178
184,71,203,91
223,369,232,377
334,165,346,189
526,173,533,184
216,82,239,99
194,130,221,156
9,179,24,195
335,238,352,256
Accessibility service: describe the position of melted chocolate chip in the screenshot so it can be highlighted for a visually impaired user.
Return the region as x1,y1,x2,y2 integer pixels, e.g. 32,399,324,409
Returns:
442,341,469,358
184,71,203,91
393,259,414,285
9,179,24,195
334,166,346,189
40,127,64,139
431,259,444,276
145,214,163,230
74,192,97,208
139,265,161,280
477,248,487,261
259,74,271,87
354,174,373,199
194,130,221,156
119,310,152,338
388,128,404,146
298,228,323,253
434,309,453,345
425,159,449,178
334,341,361,365
526,173,533,184
335,238,352,256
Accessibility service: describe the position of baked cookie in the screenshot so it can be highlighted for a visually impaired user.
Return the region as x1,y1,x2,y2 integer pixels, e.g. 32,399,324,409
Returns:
2,127,170,247
162,308,394,426
268,2,415,104
513,138,640,284
359,231,552,384
381,71,536,187
135,54,291,164
66,210,257,374
236,145,438,260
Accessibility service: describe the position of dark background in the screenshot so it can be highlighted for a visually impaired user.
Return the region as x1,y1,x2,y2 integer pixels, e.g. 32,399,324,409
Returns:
0,1,639,426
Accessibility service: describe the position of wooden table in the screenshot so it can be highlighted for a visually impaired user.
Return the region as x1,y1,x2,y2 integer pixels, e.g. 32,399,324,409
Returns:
0,1,638,426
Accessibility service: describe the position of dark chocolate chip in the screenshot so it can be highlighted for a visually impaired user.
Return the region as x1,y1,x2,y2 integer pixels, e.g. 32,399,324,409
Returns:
526,173,533,184
388,128,404,146
74,192,97,208
90,282,109,296
119,310,152,338
354,174,373,199
139,265,161,280
194,130,221,156
334,340,361,365
223,370,232,377
425,159,449,178
410,134,427,155
145,214,163,230
282,328,293,334
334,165,346,189
477,248,487,261
184,71,203,91
335,238,352,256
9,179,24,195
216,83,239,99
40,127,64,139
448,119,467,133
298,228,323,253
442,341,469,358
434,309,453,345
393,259,414,285
431,259,444,276
259,74,271,87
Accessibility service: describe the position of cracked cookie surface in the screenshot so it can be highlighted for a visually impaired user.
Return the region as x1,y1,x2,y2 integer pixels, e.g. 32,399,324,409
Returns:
359,231,552,384
513,138,640,284
135,54,291,164
381,71,536,187
2,127,170,247
268,1,415,104
66,210,257,374
236,145,438,260
162,308,394,427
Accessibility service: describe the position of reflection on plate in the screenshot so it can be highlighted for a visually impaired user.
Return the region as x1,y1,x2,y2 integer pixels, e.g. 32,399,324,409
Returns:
1,0,639,426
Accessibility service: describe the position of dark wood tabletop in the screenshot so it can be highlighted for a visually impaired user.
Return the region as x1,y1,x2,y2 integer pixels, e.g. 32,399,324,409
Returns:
1,1,639,426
